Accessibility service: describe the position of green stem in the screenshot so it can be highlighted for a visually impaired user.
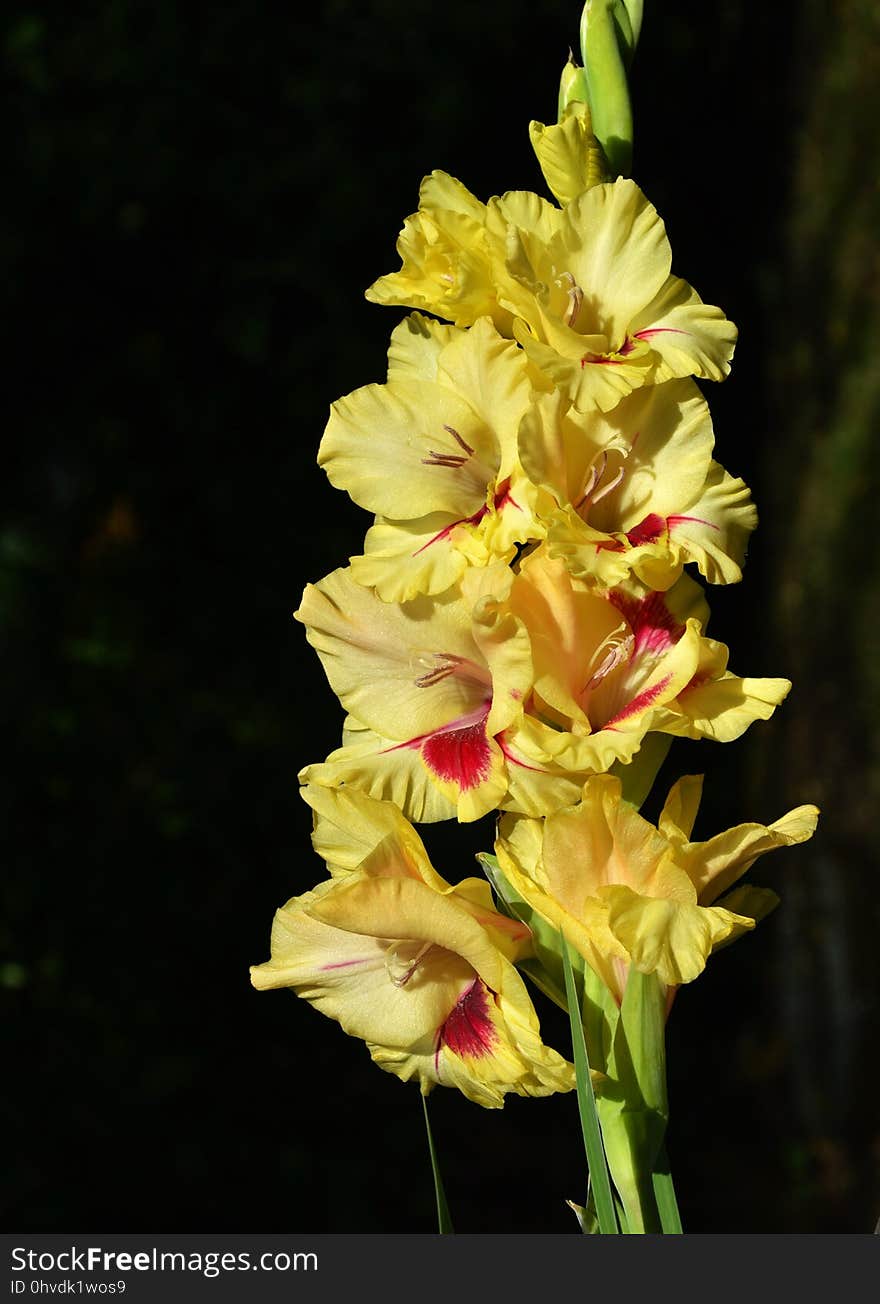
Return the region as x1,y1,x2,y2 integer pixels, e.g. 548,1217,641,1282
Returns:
421,1093,454,1234
594,969,670,1233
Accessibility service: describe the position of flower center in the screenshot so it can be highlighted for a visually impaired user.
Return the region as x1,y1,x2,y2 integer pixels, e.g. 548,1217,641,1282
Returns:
581,624,633,698
385,940,435,988
420,423,496,503
575,450,626,518
557,271,584,328
421,424,475,470
413,652,491,691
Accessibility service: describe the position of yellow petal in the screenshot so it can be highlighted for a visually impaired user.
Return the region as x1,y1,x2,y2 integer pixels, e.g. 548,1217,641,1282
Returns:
513,318,654,414
529,103,608,205
296,568,492,743
435,317,532,475
350,516,473,603
657,774,705,844
366,171,512,331
602,884,753,986
656,637,791,743
493,836,625,998
300,717,459,824
253,870,572,1108
320,377,496,519
369,963,574,1107
301,783,438,882
541,774,694,904
678,804,820,905
561,180,672,347
663,462,757,585
386,312,459,382
630,275,737,383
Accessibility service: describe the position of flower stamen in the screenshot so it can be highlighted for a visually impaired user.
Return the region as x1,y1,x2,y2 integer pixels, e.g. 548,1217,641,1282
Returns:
415,652,465,687
559,271,584,328
575,449,628,519
386,940,434,988
413,651,491,691
421,425,476,469
582,625,633,695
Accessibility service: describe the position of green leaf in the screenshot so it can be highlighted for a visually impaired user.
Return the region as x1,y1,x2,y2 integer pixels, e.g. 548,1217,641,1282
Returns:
421,1094,454,1234
581,955,621,1074
560,932,619,1234
477,852,569,1011
652,1144,683,1234
566,1197,598,1234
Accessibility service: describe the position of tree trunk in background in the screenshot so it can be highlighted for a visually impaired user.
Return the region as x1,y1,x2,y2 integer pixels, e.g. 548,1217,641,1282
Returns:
759,0,880,1230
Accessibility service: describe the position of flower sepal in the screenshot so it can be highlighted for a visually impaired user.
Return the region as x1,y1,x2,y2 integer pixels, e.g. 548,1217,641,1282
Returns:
530,98,610,206
477,850,570,1011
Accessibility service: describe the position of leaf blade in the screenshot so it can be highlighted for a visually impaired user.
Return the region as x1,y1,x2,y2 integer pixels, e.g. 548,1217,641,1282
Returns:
560,932,619,1234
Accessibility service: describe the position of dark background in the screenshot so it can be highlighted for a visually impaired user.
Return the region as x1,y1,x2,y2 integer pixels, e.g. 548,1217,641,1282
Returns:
4,0,879,1233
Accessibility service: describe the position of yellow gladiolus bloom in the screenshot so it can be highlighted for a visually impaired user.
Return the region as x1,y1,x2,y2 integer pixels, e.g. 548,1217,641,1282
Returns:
495,772,819,1003
488,178,738,412
295,561,534,823
500,550,790,780
297,550,790,823
519,378,756,589
365,171,513,333
366,165,736,415
319,315,545,602
250,786,573,1107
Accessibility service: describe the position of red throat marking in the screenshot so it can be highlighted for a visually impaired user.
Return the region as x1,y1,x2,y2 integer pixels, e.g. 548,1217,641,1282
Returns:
421,712,493,791
436,980,498,1064
609,590,685,658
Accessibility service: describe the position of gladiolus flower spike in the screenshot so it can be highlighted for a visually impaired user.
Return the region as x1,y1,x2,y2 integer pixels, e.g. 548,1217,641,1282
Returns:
250,2,819,1235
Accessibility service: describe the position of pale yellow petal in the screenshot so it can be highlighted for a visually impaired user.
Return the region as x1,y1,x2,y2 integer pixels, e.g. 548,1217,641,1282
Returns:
435,317,532,474
319,378,496,519
350,516,472,603
498,732,588,816
679,804,820,904
542,775,694,904
493,837,625,997
514,319,653,413
562,180,672,346
250,880,472,1050
300,719,459,824
369,966,574,1107
509,551,624,727
420,170,488,224
655,636,791,743
630,275,737,384
590,380,714,527
602,884,753,986
386,312,459,382
300,783,437,883
296,568,490,742
663,462,757,585
529,104,608,205
657,774,705,844
366,172,511,330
